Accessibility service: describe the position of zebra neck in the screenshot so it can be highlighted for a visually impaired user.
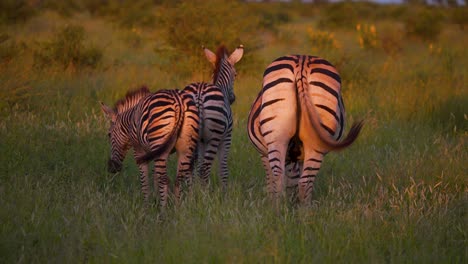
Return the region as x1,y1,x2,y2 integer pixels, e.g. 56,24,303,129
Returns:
213,65,232,100
215,81,231,98
119,108,137,131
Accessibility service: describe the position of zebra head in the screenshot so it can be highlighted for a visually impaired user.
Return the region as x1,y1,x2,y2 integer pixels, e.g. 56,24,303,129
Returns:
100,102,130,173
204,45,244,104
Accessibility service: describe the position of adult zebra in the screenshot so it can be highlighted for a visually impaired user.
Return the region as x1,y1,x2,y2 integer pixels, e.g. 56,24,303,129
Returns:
100,86,199,207
247,55,363,203
184,45,243,191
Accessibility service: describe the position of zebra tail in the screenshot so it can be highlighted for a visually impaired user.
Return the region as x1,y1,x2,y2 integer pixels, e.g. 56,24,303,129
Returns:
193,90,204,174
136,93,185,164
296,72,364,151
197,90,204,147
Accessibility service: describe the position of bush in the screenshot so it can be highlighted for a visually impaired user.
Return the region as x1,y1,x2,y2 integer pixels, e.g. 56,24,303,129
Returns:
405,8,443,41
249,3,292,32
451,7,468,30
356,23,379,50
34,25,103,70
379,25,404,56
157,0,262,76
0,33,26,63
307,27,340,52
98,0,157,28
0,0,36,24
317,2,358,29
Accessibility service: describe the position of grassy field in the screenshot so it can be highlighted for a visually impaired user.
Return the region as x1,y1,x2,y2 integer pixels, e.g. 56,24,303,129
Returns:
1,2,467,263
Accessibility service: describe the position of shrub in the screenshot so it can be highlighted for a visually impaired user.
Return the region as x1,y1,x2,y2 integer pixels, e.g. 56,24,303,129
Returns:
307,27,340,52
34,25,103,70
249,3,292,32
40,0,82,17
0,33,25,63
122,27,144,49
0,0,36,24
99,0,157,28
157,0,262,76
451,7,468,30
378,23,404,56
317,2,358,29
356,23,379,50
404,8,443,41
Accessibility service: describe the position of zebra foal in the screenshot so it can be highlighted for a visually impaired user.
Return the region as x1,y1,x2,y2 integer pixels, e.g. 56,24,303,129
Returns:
247,55,363,204
184,45,243,191
100,86,199,207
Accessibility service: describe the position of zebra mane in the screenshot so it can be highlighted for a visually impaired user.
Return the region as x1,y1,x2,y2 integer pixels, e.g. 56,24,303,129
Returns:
114,86,151,114
213,45,229,83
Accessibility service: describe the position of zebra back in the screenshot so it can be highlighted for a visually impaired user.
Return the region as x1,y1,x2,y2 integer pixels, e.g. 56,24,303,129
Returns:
135,89,185,164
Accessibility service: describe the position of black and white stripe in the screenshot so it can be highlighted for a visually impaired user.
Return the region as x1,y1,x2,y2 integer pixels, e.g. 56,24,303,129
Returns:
100,87,199,206
184,45,243,191
247,55,363,203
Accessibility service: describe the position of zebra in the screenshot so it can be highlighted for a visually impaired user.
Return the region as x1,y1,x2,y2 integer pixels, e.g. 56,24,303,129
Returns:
183,45,243,191
100,86,199,207
247,55,363,204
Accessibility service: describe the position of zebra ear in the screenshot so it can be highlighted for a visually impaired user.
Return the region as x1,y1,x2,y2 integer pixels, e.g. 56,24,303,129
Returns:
228,44,244,65
203,46,217,66
100,101,116,122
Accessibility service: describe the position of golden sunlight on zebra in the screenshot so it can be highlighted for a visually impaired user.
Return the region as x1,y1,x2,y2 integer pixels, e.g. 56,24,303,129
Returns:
247,55,364,204
187,45,243,191
100,87,199,207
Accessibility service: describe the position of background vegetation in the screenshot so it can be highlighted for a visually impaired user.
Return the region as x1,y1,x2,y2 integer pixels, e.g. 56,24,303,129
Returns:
1,1,466,263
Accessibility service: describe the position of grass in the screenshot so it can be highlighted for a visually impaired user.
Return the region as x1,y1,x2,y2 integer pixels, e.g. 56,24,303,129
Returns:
1,3,467,263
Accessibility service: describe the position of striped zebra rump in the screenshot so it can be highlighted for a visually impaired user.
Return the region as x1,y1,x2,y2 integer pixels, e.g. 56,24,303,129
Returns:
171,88,201,201
100,87,199,206
247,55,363,203
182,82,231,187
183,45,242,191
136,89,185,163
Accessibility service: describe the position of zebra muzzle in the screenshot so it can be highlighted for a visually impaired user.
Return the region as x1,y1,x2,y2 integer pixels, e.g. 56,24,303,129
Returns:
229,95,236,104
108,159,122,173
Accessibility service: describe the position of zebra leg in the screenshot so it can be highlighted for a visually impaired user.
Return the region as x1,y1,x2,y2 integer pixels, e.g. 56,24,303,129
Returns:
137,162,151,203
154,156,170,207
260,155,274,197
199,140,219,186
196,141,205,183
267,141,288,200
174,153,193,204
217,137,232,192
298,150,324,204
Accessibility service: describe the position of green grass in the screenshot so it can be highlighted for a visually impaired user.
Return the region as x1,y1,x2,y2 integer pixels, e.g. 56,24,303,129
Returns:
1,3,467,263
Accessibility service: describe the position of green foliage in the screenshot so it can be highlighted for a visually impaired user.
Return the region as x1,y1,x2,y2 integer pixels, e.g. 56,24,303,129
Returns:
40,0,83,17
249,3,292,32
0,75,33,111
157,0,261,76
307,27,340,52
429,96,468,133
404,7,443,41
317,1,384,30
379,23,404,56
318,2,359,29
95,0,157,28
317,2,412,30
34,25,103,70
356,23,379,50
451,7,468,29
